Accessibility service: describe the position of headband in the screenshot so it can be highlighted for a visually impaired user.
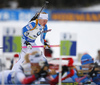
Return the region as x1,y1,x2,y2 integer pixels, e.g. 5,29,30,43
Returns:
38,14,48,20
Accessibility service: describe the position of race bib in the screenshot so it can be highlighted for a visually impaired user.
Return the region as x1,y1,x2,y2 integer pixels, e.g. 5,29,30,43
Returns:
24,27,42,40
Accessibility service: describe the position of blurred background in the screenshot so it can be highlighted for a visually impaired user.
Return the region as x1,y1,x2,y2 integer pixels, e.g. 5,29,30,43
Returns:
0,0,100,70
1,0,100,9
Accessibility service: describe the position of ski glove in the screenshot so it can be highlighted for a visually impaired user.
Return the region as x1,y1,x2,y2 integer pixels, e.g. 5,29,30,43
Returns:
62,65,69,75
44,41,50,49
35,70,48,79
22,70,48,84
25,41,32,49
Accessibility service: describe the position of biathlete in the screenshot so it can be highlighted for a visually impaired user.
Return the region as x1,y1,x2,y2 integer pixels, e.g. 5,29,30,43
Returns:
12,12,51,71
0,51,49,84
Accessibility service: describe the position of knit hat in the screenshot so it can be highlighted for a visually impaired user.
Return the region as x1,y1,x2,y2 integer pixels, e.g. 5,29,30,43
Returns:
29,52,47,68
14,54,19,58
81,54,94,65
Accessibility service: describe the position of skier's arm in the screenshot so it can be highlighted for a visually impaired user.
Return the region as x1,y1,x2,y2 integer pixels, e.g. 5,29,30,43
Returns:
66,58,74,66
40,25,48,44
21,75,37,84
23,22,36,33
22,22,36,39
22,22,36,48
50,69,74,85
21,70,48,84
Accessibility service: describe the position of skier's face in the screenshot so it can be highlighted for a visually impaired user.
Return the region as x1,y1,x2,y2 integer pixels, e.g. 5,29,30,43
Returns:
31,63,49,74
31,63,41,74
39,19,48,26
82,63,93,71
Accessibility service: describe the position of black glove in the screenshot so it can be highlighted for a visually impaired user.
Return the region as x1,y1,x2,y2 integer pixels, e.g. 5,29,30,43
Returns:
44,42,50,49
35,70,48,79
62,65,69,75
24,41,32,49
83,81,91,84
30,13,39,22
88,67,97,78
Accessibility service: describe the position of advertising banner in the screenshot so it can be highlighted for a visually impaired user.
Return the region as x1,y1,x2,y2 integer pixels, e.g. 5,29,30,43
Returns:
51,10,100,21
0,9,50,21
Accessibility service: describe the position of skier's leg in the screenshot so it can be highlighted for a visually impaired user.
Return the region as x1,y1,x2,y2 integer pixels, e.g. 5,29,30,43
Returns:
12,49,26,71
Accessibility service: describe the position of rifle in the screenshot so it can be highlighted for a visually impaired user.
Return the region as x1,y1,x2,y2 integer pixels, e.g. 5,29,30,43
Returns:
29,1,49,22
77,62,100,77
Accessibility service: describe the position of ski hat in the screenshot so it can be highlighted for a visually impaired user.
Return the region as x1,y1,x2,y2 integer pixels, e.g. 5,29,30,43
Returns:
14,54,19,58
38,13,48,20
29,52,47,68
81,54,94,65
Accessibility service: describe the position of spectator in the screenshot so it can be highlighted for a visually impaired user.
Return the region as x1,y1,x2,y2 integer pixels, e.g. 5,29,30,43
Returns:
10,54,19,70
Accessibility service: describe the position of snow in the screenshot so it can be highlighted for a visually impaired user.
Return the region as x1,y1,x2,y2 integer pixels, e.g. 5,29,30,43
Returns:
47,21,100,59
